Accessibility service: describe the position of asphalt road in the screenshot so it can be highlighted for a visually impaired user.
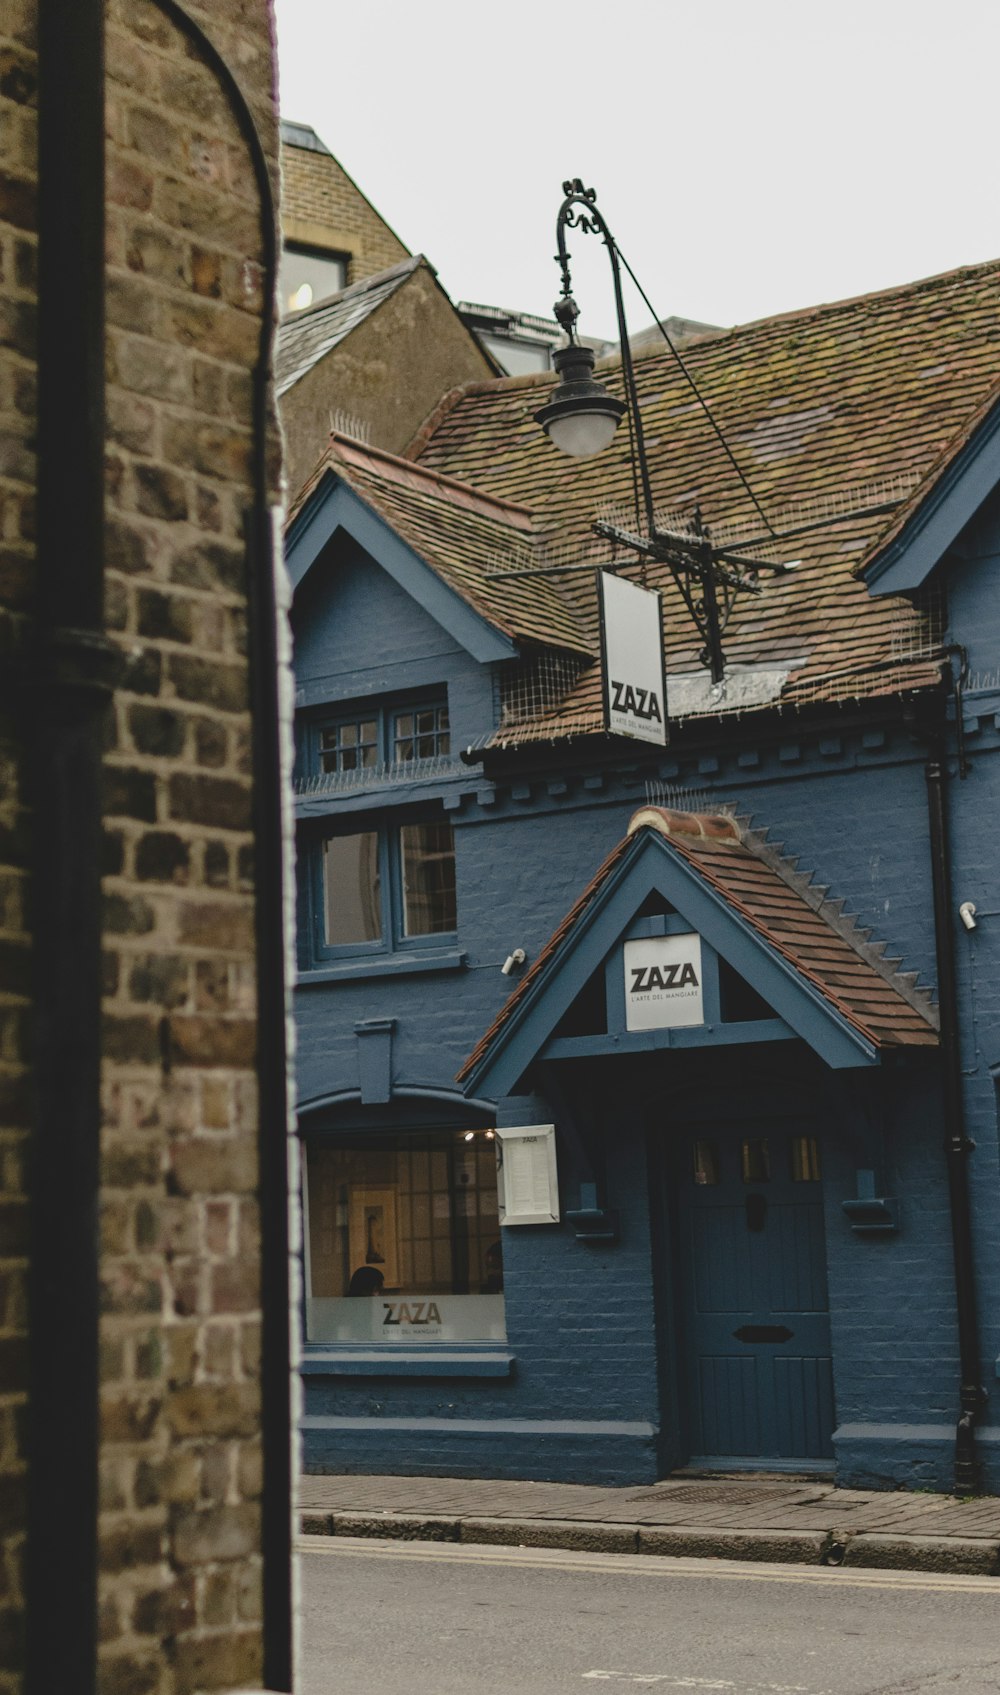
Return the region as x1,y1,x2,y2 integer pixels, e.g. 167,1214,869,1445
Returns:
299,1537,1000,1695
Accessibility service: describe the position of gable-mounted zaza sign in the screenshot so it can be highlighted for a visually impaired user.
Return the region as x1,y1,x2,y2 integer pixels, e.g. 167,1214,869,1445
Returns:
624,934,704,1030
597,570,668,747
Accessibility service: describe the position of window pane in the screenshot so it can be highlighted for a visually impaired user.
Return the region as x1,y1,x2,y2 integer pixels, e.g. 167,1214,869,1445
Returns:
304,1132,505,1343
322,832,381,945
692,1139,719,1185
790,1136,821,1182
400,821,456,936
394,703,449,762
741,1138,770,1183
319,718,378,775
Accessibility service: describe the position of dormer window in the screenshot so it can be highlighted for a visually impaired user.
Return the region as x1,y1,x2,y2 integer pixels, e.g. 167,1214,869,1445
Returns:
306,699,450,782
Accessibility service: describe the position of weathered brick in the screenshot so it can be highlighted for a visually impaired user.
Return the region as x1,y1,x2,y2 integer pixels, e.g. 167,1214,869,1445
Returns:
134,462,188,523
103,764,158,822
172,1628,261,1692
171,1501,257,1561
168,1137,255,1197
176,899,253,952
129,705,185,759
136,588,193,645
168,771,251,831
167,652,247,712
134,830,189,884
127,954,189,1009
168,1016,256,1068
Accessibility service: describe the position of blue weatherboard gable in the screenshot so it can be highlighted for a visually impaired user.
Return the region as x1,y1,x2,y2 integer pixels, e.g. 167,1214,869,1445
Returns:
462,827,885,1101
863,392,1000,595
286,472,518,663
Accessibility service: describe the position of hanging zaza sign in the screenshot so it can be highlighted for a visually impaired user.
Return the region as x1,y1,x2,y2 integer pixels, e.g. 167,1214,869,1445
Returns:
597,570,668,747
624,934,704,1030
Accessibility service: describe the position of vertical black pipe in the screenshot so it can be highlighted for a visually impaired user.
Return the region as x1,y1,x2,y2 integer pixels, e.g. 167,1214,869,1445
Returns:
925,721,982,1494
26,1,109,1690
145,6,294,1682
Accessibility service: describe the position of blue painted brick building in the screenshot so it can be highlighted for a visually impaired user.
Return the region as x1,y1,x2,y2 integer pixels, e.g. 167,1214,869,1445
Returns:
289,260,1000,1492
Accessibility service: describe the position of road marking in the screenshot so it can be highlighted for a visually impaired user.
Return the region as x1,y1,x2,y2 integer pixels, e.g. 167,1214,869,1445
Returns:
298,1536,1000,1595
582,1678,816,1692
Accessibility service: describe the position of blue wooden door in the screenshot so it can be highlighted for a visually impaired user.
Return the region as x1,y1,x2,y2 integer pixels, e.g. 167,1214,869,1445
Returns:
677,1129,834,1462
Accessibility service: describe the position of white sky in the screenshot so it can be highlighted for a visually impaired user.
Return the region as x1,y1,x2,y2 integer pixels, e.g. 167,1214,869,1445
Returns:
273,0,1000,343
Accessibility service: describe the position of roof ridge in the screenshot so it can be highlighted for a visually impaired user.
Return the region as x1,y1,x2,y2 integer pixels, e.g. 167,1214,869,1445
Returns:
659,255,1000,354
740,824,939,1027
403,381,487,462
329,432,538,529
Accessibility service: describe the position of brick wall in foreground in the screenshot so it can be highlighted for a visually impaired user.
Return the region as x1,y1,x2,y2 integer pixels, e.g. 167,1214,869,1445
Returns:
99,4,279,1688
0,0,284,1690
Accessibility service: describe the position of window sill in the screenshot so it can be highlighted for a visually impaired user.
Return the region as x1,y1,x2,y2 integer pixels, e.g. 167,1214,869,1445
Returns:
301,1347,514,1379
298,948,467,985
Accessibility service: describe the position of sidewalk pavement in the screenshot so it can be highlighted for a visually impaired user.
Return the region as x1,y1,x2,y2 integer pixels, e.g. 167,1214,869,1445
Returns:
299,1472,1000,1575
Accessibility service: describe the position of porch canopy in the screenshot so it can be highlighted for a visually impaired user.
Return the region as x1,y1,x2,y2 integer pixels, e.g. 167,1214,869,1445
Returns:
459,807,939,1101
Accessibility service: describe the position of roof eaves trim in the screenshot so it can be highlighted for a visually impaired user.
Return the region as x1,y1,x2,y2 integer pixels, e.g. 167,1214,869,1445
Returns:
285,474,518,664
862,390,1000,595
460,829,881,1100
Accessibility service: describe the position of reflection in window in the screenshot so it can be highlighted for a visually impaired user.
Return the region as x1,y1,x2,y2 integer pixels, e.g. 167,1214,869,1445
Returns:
319,718,379,774
741,1138,770,1183
322,831,381,945
692,1139,720,1186
394,704,450,763
401,821,457,936
305,1131,505,1344
790,1136,822,1182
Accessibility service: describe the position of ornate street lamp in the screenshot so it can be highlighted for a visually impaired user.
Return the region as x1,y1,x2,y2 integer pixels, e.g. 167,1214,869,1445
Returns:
533,180,788,683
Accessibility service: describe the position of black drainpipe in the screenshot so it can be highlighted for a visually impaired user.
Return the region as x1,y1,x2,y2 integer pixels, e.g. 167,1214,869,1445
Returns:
924,657,983,1494
147,6,292,1683
25,2,113,1690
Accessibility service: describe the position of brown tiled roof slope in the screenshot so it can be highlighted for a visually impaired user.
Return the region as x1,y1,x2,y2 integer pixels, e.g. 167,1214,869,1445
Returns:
415,260,1000,734
292,434,589,655
457,806,938,1083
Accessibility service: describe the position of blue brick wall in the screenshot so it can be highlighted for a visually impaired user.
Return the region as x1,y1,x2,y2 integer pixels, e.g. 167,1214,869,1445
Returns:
294,517,1000,1490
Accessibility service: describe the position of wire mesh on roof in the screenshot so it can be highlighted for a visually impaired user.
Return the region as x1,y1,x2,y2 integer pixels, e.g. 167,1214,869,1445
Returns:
498,651,592,728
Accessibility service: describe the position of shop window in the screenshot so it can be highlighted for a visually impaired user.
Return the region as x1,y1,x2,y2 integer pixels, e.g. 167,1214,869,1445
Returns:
304,1130,505,1344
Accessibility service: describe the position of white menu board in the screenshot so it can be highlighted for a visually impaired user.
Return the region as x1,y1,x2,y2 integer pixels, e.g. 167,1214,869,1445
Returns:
495,1125,559,1225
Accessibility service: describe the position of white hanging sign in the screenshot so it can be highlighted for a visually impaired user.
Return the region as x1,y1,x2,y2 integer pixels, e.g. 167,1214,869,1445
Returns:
624,934,704,1030
598,570,668,746
495,1125,559,1225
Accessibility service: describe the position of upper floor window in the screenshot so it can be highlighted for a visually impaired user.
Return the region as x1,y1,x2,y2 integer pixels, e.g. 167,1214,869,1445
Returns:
299,697,458,969
320,819,457,951
304,699,450,782
278,241,349,315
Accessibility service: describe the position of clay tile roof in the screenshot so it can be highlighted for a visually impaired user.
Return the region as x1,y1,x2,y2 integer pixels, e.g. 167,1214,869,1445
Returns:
293,432,590,656
457,806,938,1083
275,257,422,397
413,259,1000,736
